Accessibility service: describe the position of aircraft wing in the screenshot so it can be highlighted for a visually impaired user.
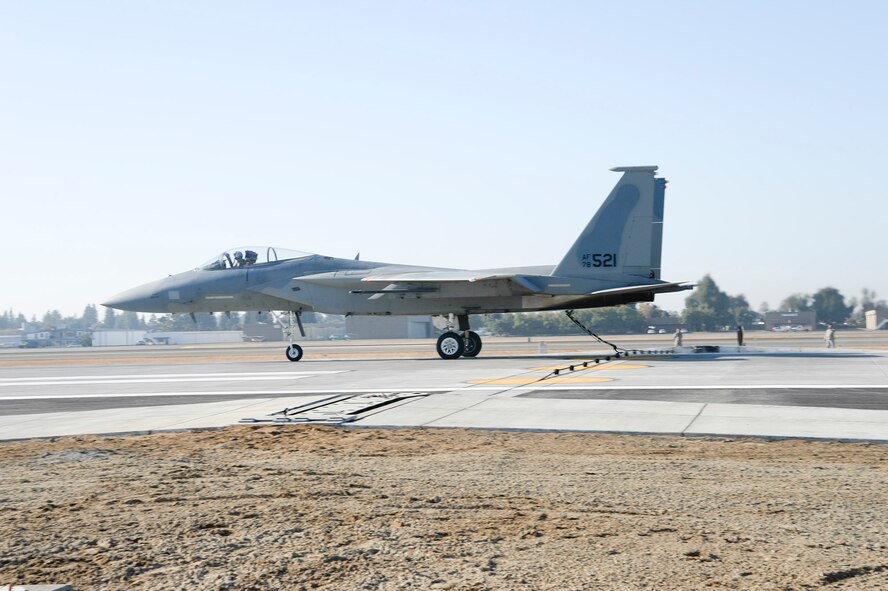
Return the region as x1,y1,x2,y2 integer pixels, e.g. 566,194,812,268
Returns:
352,272,545,297
359,271,528,283
290,270,691,301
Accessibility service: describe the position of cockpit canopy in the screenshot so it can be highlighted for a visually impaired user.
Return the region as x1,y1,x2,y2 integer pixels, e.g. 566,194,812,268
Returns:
198,246,312,271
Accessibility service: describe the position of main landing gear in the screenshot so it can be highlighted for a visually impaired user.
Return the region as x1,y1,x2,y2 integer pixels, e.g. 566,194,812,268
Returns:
436,315,482,360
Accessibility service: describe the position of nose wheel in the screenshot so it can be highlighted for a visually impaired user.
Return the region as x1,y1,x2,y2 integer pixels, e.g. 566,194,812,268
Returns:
285,344,304,362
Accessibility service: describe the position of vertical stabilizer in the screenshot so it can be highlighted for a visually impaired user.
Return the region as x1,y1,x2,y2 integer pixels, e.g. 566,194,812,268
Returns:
552,166,666,280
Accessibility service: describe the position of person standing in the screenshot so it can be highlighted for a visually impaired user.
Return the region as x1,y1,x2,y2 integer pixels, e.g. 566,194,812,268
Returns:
736,324,744,346
825,324,836,348
673,328,683,347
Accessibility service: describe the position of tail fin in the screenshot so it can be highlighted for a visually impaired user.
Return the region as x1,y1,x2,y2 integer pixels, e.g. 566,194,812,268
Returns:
552,166,666,280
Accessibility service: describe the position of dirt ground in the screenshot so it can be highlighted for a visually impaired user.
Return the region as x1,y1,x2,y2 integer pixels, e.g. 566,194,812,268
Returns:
1,427,886,591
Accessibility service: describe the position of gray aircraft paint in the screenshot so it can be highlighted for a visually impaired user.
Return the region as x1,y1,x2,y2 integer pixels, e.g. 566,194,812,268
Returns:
105,166,691,321
553,166,662,280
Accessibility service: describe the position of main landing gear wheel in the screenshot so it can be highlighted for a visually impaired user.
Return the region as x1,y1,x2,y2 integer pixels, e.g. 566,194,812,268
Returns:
462,331,482,358
436,331,464,360
285,344,304,362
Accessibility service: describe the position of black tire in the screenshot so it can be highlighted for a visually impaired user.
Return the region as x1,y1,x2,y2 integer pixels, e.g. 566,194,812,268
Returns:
462,331,482,357
285,344,303,362
436,331,464,360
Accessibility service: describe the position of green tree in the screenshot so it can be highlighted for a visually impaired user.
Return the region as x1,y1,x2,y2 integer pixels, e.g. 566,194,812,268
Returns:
81,304,99,328
780,293,811,312
683,274,732,330
812,287,851,325
0,310,17,330
149,314,199,331
728,294,758,325
196,313,218,331
102,307,117,328
41,310,63,329
119,311,142,330
217,312,241,330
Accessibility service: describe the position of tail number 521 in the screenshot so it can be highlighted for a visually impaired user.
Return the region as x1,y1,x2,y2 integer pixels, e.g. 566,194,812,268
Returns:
581,253,617,268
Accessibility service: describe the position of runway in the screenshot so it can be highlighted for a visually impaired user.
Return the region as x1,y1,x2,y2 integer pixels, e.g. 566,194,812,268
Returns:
2,332,888,441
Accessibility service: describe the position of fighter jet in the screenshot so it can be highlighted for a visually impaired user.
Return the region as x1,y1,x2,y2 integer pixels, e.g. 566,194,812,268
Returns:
104,166,692,361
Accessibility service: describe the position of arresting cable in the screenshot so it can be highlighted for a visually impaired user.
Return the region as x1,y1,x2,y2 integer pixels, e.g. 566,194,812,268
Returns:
564,309,626,356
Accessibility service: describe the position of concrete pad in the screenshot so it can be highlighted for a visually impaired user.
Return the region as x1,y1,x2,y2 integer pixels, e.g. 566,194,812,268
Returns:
0,396,331,440
357,392,704,433
355,391,496,427
687,403,888,441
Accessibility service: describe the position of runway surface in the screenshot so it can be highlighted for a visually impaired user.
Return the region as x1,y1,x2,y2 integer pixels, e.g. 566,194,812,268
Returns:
2,332,888,441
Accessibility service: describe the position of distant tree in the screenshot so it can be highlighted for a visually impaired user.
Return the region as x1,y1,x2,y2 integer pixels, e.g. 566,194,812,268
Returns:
637,303,678,323
149,313,199,331
758,302,770,314
486,306,649,336
81,304,99,328
812,287,852,325
859,288,888,315
243,311,270,325
779,293,812,312
217,312,241,330
196,313,218,331
119,311,142,330
683,274,732,330
860,288,878,310
847,288,888,326
102,307,117,328
728,294,755,325
41,310,63,329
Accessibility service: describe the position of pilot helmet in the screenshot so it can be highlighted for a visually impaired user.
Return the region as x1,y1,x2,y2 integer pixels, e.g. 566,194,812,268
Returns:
234,251,244,261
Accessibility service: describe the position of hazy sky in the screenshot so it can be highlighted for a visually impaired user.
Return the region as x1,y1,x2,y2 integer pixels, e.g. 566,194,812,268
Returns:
2,1,886,319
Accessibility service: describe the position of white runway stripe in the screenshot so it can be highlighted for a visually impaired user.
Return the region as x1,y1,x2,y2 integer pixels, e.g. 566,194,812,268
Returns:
0,371,342,382
0,371,344,388
0,390,331,400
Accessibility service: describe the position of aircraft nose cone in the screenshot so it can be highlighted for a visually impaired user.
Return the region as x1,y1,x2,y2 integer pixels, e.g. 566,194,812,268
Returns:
103,280,167,312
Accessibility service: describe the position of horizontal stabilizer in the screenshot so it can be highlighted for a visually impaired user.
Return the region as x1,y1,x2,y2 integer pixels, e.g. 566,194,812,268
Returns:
587,281,694,297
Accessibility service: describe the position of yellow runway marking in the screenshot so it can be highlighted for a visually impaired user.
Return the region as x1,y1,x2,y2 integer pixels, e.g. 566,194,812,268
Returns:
471,376,614,385
531,363,649,371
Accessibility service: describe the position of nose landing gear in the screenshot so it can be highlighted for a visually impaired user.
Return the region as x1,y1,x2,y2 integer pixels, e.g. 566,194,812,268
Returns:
277,310,306,362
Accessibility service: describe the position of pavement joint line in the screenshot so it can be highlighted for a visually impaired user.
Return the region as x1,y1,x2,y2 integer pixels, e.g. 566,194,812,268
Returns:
872,359,888,380
680,403,709,436
413,357,628,427
416,366,564,426
161,397,287,429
